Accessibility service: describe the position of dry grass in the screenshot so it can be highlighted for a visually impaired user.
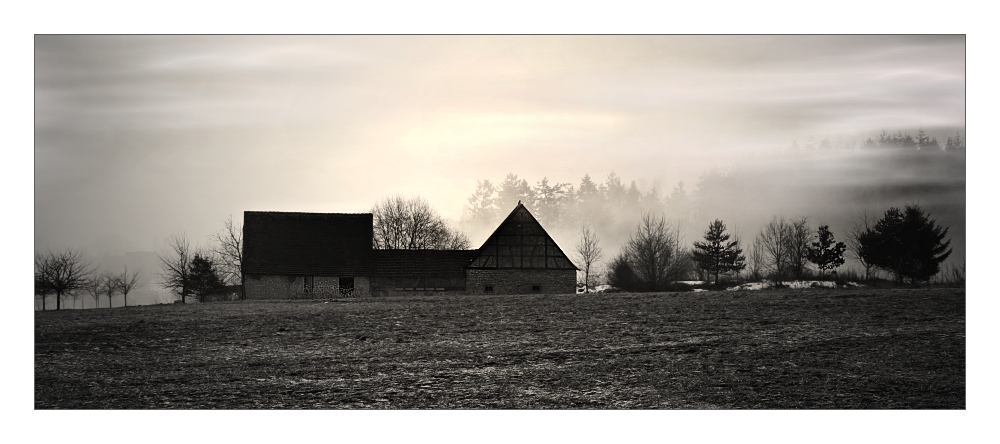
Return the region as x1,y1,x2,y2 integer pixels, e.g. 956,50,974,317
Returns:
35,288,964,409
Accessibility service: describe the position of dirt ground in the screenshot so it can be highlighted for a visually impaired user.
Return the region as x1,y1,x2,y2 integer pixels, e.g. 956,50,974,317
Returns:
34,287,965,409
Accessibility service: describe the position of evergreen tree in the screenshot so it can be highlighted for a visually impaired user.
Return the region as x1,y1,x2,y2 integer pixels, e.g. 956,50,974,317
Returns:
466,179,498,225
915,129,940,151
806,225,847,277
189,254,225,300
496,173,533,213
576,173,604,226
859,205,952,283
945,131,965,152
692,219,746,285
532,177,571,228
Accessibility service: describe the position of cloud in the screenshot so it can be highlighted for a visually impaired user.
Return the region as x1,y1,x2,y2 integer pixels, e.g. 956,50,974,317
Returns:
34,35,965,256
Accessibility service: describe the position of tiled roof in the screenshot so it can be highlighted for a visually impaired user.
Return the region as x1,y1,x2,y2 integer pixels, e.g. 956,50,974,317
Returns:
243,211,373,276
373,249,480,277
468,203,578,270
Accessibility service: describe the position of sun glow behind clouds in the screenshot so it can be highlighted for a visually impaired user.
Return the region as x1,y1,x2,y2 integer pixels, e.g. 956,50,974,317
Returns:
397,110,621,153
34,35,965,257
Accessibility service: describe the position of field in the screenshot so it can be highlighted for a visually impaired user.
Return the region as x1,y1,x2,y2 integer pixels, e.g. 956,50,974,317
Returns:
34,287,965,409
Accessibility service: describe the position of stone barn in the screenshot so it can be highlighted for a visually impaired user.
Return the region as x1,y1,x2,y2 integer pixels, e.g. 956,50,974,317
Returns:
242,203,577,299
465,202,578,295
370,249,481,296
243,212,374,299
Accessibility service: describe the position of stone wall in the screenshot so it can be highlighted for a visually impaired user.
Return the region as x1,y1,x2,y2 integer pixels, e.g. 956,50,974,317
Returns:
465,269,576,295
245,274,371,299
370,275,466,297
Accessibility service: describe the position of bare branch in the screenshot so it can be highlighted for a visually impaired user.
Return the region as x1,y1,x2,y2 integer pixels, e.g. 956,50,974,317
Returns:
372,195,469,250
575,225,603,292
34,249,92,310
210,215,244,292
100,270,119,308
158,233,192,303
116,265,142,307
758,216,791,284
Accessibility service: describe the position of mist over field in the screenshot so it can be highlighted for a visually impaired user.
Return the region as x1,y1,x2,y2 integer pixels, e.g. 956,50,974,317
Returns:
459,140,965,278
34,35,965,304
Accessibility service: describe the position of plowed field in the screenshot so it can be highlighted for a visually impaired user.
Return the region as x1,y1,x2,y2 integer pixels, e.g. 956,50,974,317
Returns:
35,288,965,409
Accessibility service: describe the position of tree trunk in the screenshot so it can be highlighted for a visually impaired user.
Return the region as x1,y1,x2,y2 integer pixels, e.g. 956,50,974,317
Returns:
56,291,61,310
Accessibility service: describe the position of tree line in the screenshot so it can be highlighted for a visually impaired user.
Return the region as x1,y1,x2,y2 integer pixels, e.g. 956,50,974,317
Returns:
576,204,952,292
788,129,965,152
34,250,141,310
464,171,693,245
463,129,964,246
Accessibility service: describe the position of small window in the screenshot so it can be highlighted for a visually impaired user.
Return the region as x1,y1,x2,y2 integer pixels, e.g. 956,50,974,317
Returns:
532,285,541,293
484,285,494,293
339,277,355,296
304,276,314,292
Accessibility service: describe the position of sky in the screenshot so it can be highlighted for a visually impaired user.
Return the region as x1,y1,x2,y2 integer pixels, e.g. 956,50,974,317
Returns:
34,35,966,255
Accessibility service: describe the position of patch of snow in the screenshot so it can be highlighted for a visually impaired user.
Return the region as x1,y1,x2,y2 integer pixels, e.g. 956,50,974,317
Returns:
790,281,837,289
675,281,705,286
727,282,769,291
692,289,708,292
726,280,863,291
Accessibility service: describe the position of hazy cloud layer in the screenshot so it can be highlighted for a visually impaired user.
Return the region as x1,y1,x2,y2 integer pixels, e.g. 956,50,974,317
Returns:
35,35,965,255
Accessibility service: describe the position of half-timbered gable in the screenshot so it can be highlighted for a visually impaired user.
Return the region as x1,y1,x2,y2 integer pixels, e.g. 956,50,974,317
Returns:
466,202,578,294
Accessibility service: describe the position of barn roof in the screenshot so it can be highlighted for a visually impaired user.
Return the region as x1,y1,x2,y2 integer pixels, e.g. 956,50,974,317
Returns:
373,249,480,278
467,203,578,270
243,211,373,276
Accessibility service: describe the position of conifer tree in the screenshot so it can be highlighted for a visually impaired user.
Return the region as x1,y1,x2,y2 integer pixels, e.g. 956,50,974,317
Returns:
859,205,952,283
806,225,847,277
692,219,746,285
189,254,225,300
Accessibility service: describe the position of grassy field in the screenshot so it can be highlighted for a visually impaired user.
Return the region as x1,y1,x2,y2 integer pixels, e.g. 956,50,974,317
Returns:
34,287,965,409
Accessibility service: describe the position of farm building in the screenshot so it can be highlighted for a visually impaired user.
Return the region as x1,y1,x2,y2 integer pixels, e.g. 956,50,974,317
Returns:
242,203,577,298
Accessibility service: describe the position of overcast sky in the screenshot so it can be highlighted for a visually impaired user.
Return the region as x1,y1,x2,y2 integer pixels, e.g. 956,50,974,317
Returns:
34,35,965,254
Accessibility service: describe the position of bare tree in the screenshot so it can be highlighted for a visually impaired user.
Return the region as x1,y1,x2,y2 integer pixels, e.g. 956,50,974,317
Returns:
83,274,103,309
622,212,679,291
100,271,119,308
846,210,876,281
784,217,812,280
746,235,767,281
758,216,791,285
444,231,472,250
575,225,604,293
668,221,693,282
34,249,92,311
210,214,244,298
372,195,470,250
116,266,142,307
158,233,193,303
35,252,54,310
